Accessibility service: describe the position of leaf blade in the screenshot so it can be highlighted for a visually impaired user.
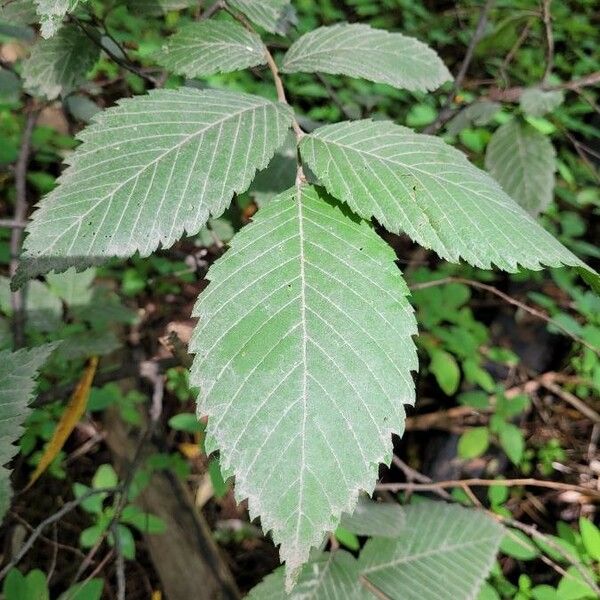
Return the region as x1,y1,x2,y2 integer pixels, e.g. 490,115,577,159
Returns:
21,88,293,276
282,24,451,92
0,344,57,521
485,119,556,216
190,184,417,582
359,502,504,600
300,119,598,290
155,20,267,77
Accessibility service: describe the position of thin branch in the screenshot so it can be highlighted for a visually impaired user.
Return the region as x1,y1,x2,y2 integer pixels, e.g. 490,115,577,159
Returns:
409,277,600,357
539,375,600,425
10,107,38,349
541,0,554,84
111,522,126,600
0,219,27,229
0,487,121,581
69,15,157,86
223,4,305,142
376,478,600,498
424,0,495,134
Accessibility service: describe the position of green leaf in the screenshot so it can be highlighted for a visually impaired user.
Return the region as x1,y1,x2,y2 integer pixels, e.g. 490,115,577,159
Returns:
0,344,56,522
497,422,525,465
228,0,296,35
155,20,267,78
22,25,98,100
0,277,62,331
485,120,555,216
191,184,417,583
500,529,539,560
46,267,96,306
282,24,451,93
247,550,363,599
519,88,564,118
458,427,490,459
446,101,501,136
33,0,86,37
92,464,118,489
0,0,38,26
3,569,28,600
168,412,204,433
121,505,166,534
557,566,597,600
21,88,293,279
58,579,103,600
340,496,405,538
429,349,460,395
300,119,598,291
335,526,360,551
249,131,297,206
359,502,504,600
579,517,600,561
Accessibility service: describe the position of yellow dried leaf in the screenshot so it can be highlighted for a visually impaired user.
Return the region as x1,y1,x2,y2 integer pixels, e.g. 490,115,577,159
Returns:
27,356,98,487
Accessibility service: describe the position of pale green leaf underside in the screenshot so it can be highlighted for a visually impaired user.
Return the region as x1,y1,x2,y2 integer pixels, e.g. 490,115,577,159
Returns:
34,0,85,37
300,120,598,290
485,119,555,216
446,101,501,136
21,88,293,272
282,24,452,93
247,550,366,599
359,502,504,600
191,184,417,580
0,0,38,25
228,0,295,35
22,25,98,100
0,343,57,521
155,20,266,78
46,266,96,306
519,87,564,117
340,497,405,538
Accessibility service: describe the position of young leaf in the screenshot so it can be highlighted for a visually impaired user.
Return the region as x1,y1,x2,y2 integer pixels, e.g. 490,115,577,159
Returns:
458,427,490,459
155,20,267,78
519,88,564,118
359,502,504,600
22,24,99,100
282,24,451,93
191,184,417,583
228,0,296,35
33,0,86,38
485,119,556,216
339,497,405,538
21,88,293,277
300,119,598,291
0,343,57,522
247,550,363,599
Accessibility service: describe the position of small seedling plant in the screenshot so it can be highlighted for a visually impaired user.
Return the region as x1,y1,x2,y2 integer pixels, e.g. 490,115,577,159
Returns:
2,0,599,597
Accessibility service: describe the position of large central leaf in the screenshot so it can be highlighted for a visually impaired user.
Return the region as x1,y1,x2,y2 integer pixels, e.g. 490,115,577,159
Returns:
191,184,417,581
22,88,293,266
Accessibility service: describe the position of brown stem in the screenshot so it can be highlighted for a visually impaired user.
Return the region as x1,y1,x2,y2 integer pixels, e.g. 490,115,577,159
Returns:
541,0,554,84
376,478,600,498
